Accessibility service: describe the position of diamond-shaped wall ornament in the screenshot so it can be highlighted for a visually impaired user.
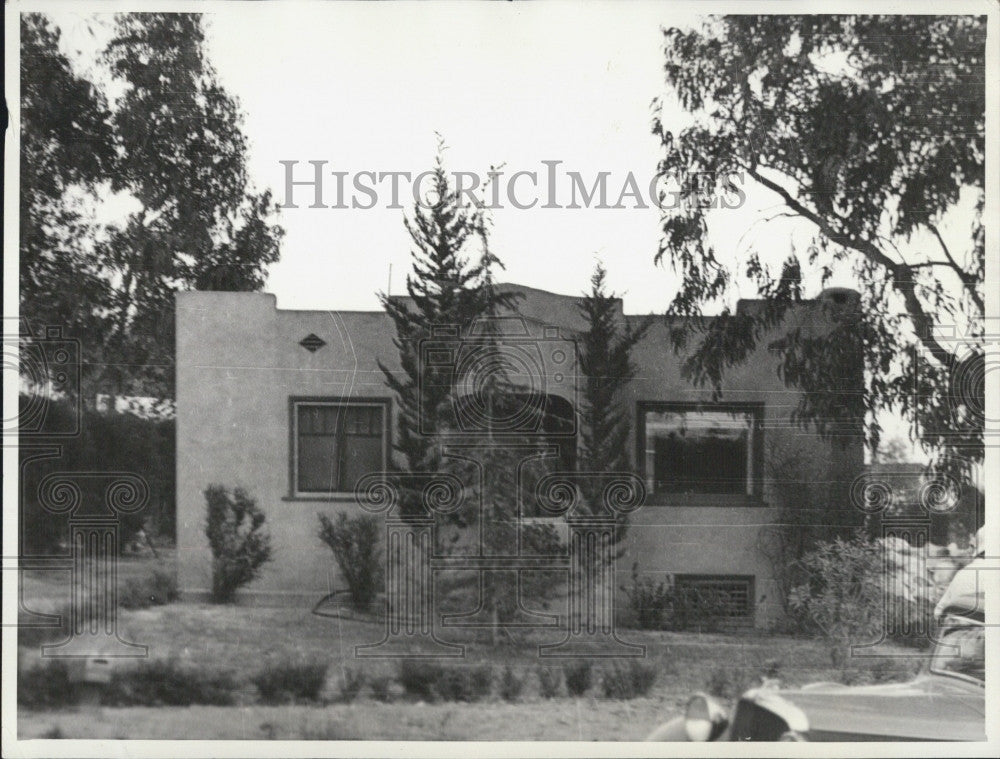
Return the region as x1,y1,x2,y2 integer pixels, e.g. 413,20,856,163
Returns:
299,333,326,353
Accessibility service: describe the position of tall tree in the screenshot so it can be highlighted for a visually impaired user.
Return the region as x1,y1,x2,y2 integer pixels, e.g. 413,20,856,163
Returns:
20,13,283,402
654,15,985,483
20,14,114,358
377,146,516,506
97,13,283,399
577,263,651,541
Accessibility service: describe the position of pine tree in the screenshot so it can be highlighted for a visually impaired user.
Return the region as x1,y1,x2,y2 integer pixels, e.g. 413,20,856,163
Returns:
377,144,516,514
577,263,652,542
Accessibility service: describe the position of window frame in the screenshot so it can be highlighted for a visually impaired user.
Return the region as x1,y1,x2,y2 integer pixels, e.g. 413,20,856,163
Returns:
636,401,764,504
288,396,391,499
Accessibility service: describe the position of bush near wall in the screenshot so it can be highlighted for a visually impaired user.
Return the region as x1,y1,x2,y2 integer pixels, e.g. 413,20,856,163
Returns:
204,485,273,603
317,512,383,610
18,396,175,552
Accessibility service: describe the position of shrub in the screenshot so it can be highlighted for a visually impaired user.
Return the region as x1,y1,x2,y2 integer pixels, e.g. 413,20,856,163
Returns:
397,660,492,702
499,666,525,702
537,666,562,698
108,658,237,706
431,664,493,702
705,665,757,700
562,660,593,696
18,396,176,552
600,659,658,699
369,673,394,702
204,484,273,603
788,532,884,665
252,658,329,704
625,564,673,629
17,659,73,709
317,512,383,610
398,660,439,701
119,568,179,609
337,667,366,703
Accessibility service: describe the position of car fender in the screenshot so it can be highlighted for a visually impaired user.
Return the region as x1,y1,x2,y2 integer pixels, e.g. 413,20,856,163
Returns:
646,716,689,741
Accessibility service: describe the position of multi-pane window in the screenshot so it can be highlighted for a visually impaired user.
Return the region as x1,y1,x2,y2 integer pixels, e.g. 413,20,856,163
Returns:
641,405,761,496
294,401,386,494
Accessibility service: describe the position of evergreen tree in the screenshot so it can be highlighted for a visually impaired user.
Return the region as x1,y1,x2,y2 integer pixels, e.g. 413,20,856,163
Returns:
577,263,652,541
377,144,516,513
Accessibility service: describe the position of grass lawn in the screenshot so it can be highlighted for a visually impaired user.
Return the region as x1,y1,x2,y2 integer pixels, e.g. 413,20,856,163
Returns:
17,555,917,740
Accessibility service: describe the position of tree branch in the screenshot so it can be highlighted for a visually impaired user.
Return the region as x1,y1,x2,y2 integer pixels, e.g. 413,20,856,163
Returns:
744,165,960,369
929,224,984,313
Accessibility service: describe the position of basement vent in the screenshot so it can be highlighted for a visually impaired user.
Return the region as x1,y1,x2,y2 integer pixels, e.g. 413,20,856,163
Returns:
674,574,755,621
299,334,326,353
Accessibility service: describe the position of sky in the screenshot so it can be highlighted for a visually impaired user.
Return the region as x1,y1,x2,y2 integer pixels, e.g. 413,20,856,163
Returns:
47,1,836,314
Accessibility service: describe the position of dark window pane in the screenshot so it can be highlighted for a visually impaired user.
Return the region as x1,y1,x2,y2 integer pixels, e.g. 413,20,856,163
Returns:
340,434,383,492
296,403,385,493
645,409,752,495
298,434,338,492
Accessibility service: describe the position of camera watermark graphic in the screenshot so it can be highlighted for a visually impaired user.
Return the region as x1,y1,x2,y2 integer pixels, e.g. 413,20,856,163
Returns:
3,318,81,438
848,469,967,658
278,160,747,212
31,472,150,658
350,464,646,659
419,317,577,437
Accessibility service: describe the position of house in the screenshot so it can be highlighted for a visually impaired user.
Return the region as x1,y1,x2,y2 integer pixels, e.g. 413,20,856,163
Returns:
175,284,863,628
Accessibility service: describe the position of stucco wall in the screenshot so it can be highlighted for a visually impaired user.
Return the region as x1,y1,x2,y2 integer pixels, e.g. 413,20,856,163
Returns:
176,287,863,626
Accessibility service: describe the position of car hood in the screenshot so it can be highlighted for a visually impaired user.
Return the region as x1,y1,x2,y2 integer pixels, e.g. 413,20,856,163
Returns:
761,675,985,741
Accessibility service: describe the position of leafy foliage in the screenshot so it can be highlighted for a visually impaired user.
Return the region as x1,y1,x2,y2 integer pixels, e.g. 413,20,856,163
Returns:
562,660,593,696
20,15,114,358
252,658,329,704
397,660,492,703
317,512,384,610
118,568,179,609
705,665,759,701
536,666,563,698
369,673,394,702
18,397,175,552
107,658,238,706
655,16,985,482
499,666,526,702
756,437,863,615
600,659,658,699
17,659,73,710
788,531,884,665
378,145,561,638
204,485,273,603
20,13,283,400
624,563,673,629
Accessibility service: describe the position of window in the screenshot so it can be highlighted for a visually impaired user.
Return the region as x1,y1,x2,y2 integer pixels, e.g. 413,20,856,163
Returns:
674,575,755,621
293,400,387,495
640,404,761,497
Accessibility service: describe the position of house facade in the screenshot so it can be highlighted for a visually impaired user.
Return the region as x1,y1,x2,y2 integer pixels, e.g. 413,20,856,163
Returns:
175,284,863,628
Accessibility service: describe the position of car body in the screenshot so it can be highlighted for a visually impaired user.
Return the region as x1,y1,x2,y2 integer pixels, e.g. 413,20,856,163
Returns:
647,615,985,741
